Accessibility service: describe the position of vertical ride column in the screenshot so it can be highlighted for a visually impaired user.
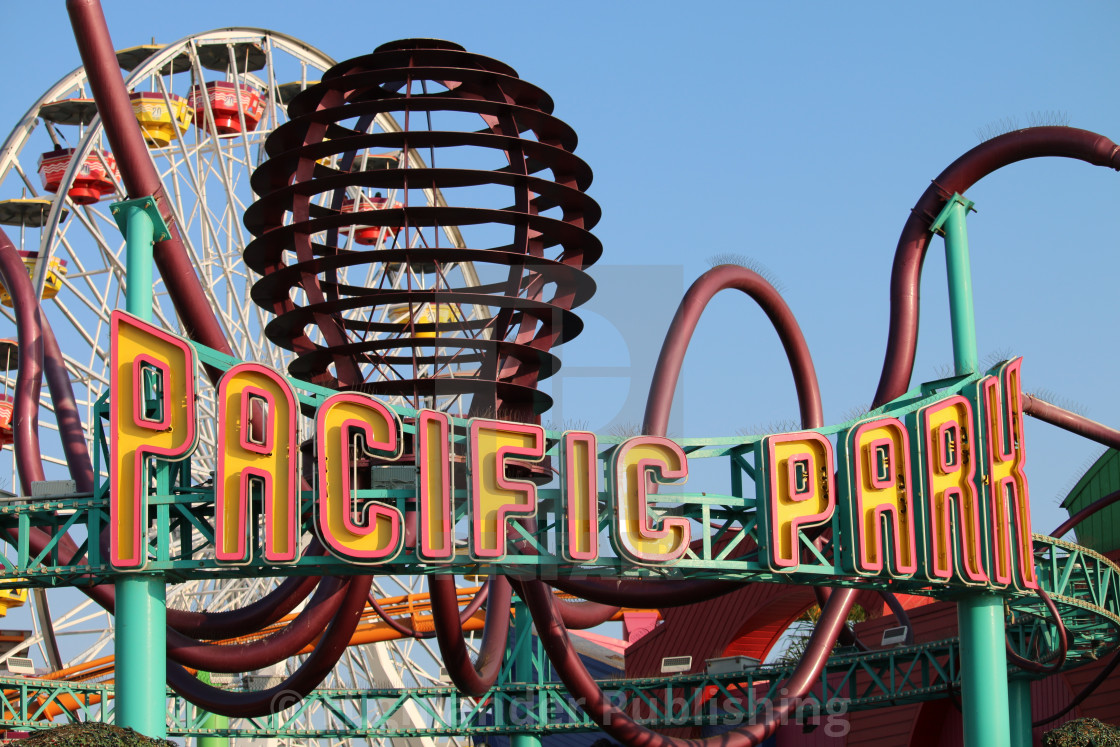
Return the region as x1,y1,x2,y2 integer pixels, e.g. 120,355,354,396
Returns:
511,595,543,747
1008,678,1033,746
934,193,1011,747
111,198,169,740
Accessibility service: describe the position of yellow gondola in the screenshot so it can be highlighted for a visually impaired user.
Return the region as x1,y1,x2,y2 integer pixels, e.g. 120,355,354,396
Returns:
129,91,192,148
0,251,67,307
387,303,460,338
0,587,26,617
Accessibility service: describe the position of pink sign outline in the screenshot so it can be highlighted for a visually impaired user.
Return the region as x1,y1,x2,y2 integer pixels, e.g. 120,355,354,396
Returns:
611,436,690,564
850,418,917,577
562,431,599,562
765,432,836,570
981,358,1038,590
417,409,455,562
920,396,987,585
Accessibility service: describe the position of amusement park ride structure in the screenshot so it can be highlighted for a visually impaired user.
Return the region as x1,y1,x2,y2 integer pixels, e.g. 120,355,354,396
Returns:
0,2,1117,746
0,21,498,740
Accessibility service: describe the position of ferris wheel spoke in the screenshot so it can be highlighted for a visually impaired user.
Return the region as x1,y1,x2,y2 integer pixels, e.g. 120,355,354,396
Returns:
58,349,109,396
55,237,120,311
64,204,120,268
55,240,116,317
49,297,106,360
260,40,283,170
189,63,253,261
11,160,43,199
157,165,247,352
151,76,222,245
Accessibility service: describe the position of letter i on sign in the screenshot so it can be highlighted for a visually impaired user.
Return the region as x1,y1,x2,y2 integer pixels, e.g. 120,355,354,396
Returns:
561,431,599,562
417,410,455,562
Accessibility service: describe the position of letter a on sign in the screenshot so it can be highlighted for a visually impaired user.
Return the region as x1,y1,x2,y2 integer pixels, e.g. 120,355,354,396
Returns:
215,363,299,564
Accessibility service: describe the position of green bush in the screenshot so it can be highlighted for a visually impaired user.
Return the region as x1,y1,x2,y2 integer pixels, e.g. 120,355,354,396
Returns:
11,723,175,747
1042,718,1120,747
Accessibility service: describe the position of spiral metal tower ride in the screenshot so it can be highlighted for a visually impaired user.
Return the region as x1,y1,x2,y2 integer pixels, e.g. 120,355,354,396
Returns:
244,38,602,422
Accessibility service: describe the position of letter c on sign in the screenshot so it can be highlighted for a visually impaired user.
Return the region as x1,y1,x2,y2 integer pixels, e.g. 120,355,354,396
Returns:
610,437,690,564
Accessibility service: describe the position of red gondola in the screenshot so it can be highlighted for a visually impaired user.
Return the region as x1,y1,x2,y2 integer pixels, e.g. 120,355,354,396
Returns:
37,147,119,205
188,81,265,135
0,394,12,447
0,339,16,448
339,194,403,245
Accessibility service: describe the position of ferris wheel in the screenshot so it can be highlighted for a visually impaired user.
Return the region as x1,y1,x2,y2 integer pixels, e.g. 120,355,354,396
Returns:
0,28,487,745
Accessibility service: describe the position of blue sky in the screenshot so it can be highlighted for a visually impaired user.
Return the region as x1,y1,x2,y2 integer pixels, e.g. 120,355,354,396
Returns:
0,0,1117,538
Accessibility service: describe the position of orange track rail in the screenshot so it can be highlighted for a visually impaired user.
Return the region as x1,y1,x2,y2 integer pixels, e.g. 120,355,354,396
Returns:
8,588,653,721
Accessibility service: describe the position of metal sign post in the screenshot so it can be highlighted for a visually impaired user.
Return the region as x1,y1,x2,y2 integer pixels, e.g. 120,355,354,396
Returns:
110,197,170,740
933,193,1012,747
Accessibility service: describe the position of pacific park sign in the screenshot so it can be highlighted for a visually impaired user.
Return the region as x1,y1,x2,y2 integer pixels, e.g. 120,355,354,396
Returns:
109,311,1036,592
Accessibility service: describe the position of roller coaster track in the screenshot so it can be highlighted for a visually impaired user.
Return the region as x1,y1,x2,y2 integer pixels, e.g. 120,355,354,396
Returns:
2,587,648,722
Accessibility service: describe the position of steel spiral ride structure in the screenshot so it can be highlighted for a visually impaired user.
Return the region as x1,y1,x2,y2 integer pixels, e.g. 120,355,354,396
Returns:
0,2,1119,746
244,37,601,417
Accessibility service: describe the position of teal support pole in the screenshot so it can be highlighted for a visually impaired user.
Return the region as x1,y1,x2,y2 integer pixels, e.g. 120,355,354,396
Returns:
111,198,170,740
510,597,542,747
115,576,166,738
958,595,1011,747
196,673,230,747
932,193,979,377
934,195,1012,747
123,202,155,319
1008,679,1033,746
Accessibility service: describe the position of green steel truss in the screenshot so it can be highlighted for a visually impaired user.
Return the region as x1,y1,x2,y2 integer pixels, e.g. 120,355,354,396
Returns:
3,647,967,737
0,534,1115,739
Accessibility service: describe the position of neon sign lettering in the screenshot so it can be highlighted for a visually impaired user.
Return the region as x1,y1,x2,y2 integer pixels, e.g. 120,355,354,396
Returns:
215,364,298,564
316,392,405,563
109,311,1035,590
758,432,835,570
110,313,198,569
837,417,918,578
913,396,987,585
